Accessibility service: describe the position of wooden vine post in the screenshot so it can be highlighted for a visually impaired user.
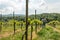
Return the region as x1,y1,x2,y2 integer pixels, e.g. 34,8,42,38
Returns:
25,0,28,40
0,14,2,32
13,11,16,34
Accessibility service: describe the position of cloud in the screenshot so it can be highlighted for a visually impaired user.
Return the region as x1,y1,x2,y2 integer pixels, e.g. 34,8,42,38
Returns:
0,0,60,15
0,0,47,15
29,0,48,15
47,2,60,13
29,0,47,9
0,0,25,14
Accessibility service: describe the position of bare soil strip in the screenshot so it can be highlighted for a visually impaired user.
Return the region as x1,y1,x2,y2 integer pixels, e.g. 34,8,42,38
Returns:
52,27,60,33
0,29,21,38
28,27,42,40
0,27,60,40
29,27,60,40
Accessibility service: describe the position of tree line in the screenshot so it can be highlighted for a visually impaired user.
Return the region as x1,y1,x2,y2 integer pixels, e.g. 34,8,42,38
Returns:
0,13,60,22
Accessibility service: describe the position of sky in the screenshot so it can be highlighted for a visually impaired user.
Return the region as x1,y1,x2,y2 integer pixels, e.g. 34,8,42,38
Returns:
0,0,60,15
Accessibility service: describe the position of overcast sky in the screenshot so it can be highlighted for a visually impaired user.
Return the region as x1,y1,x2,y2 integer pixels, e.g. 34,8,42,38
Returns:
0,0,60,15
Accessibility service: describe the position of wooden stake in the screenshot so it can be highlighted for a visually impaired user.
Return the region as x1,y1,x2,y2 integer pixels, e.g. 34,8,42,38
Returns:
25,0,28,40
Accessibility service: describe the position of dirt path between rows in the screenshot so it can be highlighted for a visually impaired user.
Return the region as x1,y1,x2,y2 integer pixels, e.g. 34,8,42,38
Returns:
32,28,42,40
0,27,60,40
52,27,60,33
0,29,21,38
28,27,42,40
28,27,60,40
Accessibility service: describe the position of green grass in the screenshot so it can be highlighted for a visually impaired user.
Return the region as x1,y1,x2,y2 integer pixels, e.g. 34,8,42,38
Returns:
0,32,22,40
0,25,36,40
0,25,20,34
37,26,60,40
0,24,25,40
0,24,60,40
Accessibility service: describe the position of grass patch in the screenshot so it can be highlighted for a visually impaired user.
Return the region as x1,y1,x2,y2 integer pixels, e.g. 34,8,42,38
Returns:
37,27,60,40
